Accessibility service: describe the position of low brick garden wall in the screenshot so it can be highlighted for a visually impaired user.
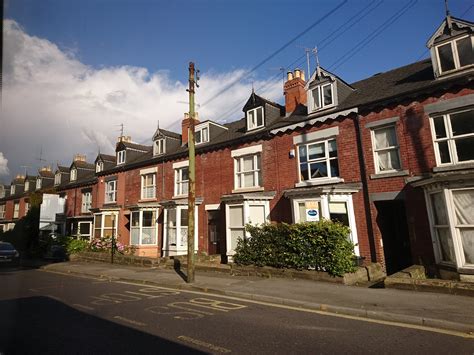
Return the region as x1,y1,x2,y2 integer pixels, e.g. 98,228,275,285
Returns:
70,251,385,286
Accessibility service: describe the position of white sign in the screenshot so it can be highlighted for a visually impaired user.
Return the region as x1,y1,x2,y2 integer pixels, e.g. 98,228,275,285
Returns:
305,201,320,222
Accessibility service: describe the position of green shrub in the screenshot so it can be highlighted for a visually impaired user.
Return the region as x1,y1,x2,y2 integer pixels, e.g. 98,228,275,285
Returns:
67,239,89,254
234,220,357,277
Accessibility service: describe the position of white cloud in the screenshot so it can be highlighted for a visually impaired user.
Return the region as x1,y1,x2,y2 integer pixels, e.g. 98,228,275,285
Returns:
1,19,282,179
0,153,10,177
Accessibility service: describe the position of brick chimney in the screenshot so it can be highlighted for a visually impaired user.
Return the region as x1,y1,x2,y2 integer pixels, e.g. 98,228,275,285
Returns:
117,136,132,143
181,112,200,145
39,166,52,172
284,68,307,114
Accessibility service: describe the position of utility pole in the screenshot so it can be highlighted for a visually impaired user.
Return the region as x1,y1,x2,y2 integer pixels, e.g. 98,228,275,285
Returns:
186,62,198,283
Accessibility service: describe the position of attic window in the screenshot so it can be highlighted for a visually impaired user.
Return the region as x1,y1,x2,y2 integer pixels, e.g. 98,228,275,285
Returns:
54,174,61,185
310,83,334,112
436,35,474,74
96,161,103,173
25,181,30,191
36,179,42,190
195,127,209,145
153,138,165,156
70,169,77,181
247,107,264,131
11,185,16,195
117,150,126,165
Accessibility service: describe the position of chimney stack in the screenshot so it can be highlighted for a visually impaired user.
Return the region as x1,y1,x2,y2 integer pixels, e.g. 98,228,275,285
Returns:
117,136,132,143
39,166,52,172
181,112,200,145
73,154,86,162
15,174,25,180
284,68,307,114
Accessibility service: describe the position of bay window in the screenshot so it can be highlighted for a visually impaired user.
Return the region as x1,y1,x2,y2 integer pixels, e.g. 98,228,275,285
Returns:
131,210,157,246
93,213,118,238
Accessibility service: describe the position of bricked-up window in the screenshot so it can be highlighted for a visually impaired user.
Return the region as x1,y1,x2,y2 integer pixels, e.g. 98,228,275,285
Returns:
309,83,334,112
81,192,92,213
117,150,126,165
141,173,156,199
0,205,5,219
105,180,117,203
131,210,157,245
153,139,165,156
371,125,401,173
431,108,474,165
174,167,189,196
13,202,19,219
298,139,339,181
70,168,77,181
235,154,262,189
436,35,474,75
247,107,264,130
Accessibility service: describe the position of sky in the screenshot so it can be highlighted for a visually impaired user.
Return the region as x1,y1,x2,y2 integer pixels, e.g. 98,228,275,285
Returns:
1,0,473,183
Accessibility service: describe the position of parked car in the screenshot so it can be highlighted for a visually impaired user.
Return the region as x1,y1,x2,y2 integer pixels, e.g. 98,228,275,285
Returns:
43,244,67,262
0,242,20,265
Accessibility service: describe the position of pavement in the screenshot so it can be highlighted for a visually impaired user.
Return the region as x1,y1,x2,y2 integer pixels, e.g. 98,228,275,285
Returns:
41,261,474,335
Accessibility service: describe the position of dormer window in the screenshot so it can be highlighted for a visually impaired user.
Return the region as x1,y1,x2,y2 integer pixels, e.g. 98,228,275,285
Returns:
25,181,30,191
11,185,15,195
117,150,126,165
310,83,334,112
96,161,103,173
36,179,42,190
195,126,209,145
70,169,77,181
153,139,165,156
247,107,264,131
435,35,474,75
54,174,61,185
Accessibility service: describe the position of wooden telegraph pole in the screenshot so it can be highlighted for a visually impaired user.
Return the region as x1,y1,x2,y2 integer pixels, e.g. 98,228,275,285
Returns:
187,62,197,283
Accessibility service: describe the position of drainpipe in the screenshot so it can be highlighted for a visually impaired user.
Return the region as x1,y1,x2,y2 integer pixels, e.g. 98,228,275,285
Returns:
354,114,377,263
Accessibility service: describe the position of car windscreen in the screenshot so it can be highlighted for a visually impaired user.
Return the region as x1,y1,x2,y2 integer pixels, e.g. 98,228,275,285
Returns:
0,243,15,251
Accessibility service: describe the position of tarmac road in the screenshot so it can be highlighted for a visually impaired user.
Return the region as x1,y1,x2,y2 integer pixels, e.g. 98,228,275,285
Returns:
0,267,473,354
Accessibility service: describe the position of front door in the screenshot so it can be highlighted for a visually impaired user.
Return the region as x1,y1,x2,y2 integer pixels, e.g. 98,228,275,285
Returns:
375,200,412,275
207,210,220,255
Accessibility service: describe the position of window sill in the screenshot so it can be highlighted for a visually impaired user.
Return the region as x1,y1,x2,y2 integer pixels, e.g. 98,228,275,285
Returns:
295,178,344,188
433,162,474,173
370,170,409,179
104,201,117,205
232,187,264,194
172,195,188,199
139,198,157,202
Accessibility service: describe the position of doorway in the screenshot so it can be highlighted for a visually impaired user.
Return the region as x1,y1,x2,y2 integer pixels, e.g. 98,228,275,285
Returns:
207,210,220,255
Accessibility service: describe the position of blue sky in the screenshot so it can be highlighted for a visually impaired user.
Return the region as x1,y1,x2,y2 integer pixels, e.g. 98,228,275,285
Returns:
1,0,473,181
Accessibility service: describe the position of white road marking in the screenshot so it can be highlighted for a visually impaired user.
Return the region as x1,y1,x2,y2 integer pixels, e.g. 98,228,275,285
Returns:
113,315,146,327
116,280,474,339
177,335,231,353
73,303,95,311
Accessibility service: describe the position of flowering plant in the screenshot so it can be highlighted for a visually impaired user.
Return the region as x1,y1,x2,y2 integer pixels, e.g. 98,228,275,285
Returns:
89,235,135,255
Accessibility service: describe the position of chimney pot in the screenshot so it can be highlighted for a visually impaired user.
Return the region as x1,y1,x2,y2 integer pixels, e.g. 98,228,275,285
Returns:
287,71,294,81
284,68,307,114
294,68,301,78
73,154,86,162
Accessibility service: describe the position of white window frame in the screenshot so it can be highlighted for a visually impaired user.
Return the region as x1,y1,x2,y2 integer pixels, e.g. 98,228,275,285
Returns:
195,126,209,145
25,202,30,213
96,161,103,173
13,202,19,219
425,187,474,269
54,174,61,185
309,83,334,112
70,169,77,181
247,106,264,131
11,185,16,195
153,138,166,156
25,181,30,191
36,179,42,190
117,150,126,165
130,209,158,246
105,180,117,203
0,205,5,219
225,200,270,257
93,212,118,239
370,125,402,174
173,161,189,197
78,221,93,241
290,194,359,256
297,138,339,182
163,205,198,256
430,108,474,166
234,154,261,190
435,35,474,75
81,191,92,213
141,173,156,200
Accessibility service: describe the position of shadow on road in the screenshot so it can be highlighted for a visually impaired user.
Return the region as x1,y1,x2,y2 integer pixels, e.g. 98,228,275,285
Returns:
0,296,205,354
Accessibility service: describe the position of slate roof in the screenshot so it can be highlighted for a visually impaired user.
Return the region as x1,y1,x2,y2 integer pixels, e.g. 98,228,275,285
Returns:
57,166,70,174
120,141,151,152
73,161,95,170
38,170,55,179
98,154,116,163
